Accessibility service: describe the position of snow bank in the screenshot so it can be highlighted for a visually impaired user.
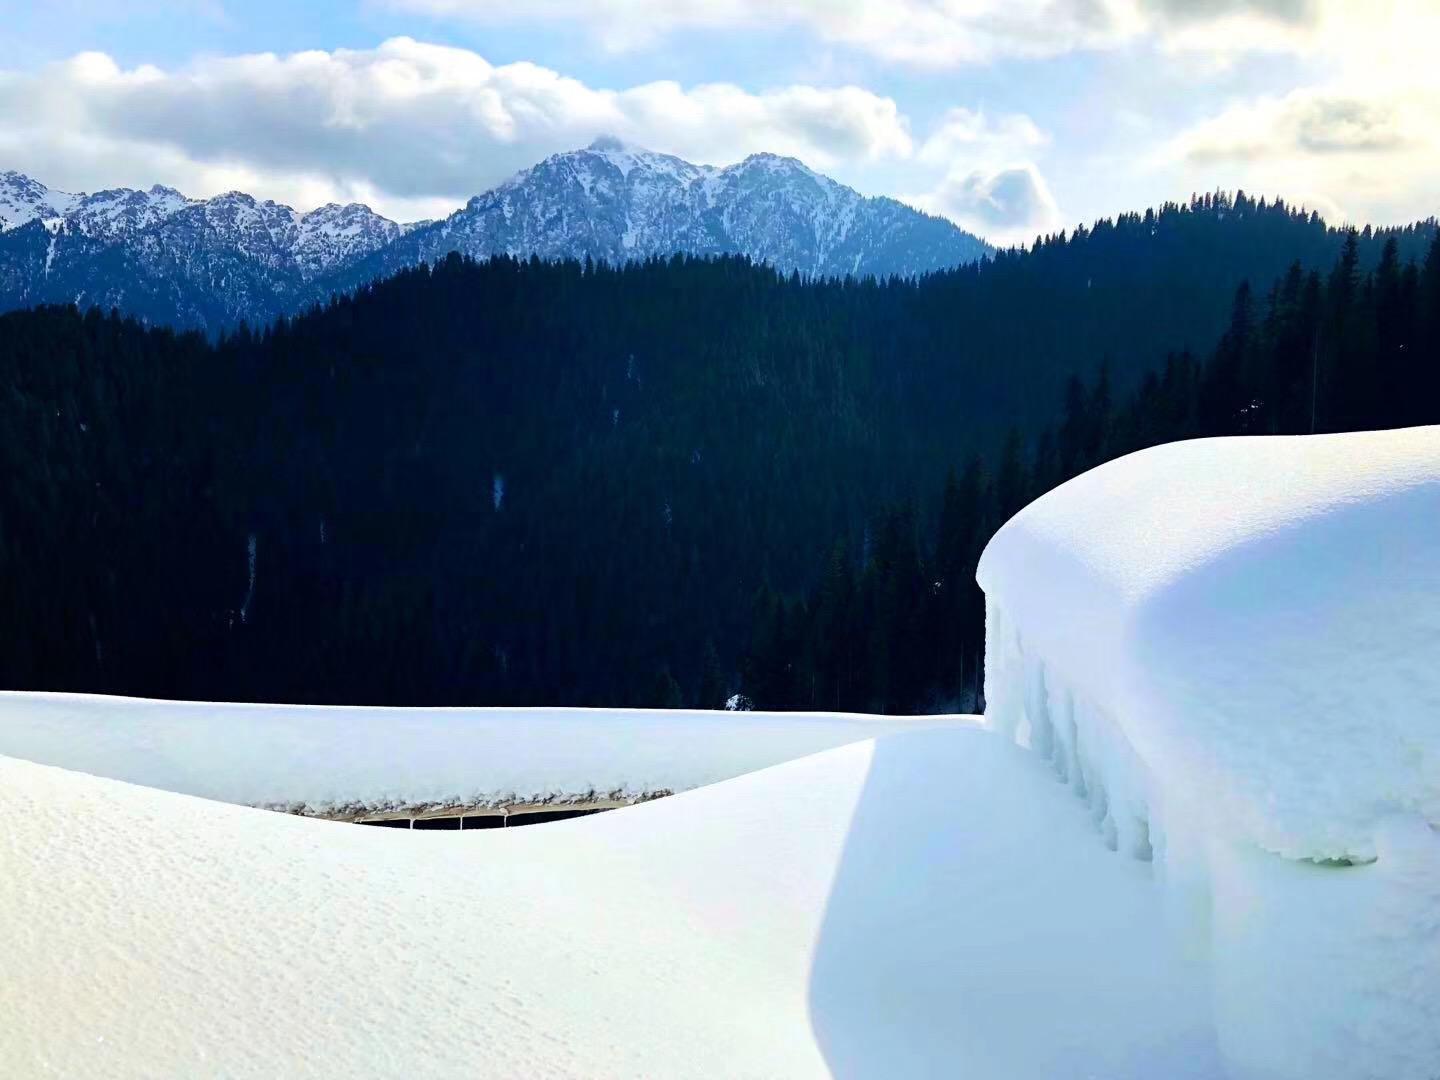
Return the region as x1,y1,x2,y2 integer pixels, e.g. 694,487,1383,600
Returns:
0,724,1219,1079
0,692,942,815
978,427,1440,1080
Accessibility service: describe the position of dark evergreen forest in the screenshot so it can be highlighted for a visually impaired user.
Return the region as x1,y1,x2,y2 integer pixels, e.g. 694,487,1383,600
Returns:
2,193,1436,710
747,227,1440,713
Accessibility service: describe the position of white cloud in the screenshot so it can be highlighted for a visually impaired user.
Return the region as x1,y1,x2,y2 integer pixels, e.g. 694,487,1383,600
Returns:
388,0,1329,66
390,0,1135,64
0,38,913,219
1171,91,1421,164
0,39,1078,243
1159,83,1440,225
1157,1,1440,227
913,165,1063,247
918,108,1049,166
904,109,1062,247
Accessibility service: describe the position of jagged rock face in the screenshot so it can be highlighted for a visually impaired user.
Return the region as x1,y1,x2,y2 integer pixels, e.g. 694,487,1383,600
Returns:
0,142,990,330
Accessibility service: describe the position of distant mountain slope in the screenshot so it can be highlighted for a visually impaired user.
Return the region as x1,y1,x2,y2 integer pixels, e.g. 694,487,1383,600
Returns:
0,171,404,329
0,143,990,331
0,170,80,231
337,138,989,290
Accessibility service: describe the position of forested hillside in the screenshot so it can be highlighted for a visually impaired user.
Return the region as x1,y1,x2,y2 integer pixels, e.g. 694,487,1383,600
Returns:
1,195,1434,708
749,228,1440,713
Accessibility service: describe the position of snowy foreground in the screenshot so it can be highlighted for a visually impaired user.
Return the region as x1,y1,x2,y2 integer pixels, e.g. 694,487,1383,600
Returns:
3,427,1438,1079
980,426,1440,1080
1,707,1219,1079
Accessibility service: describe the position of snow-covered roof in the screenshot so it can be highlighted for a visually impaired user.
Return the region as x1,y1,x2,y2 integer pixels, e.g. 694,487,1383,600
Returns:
977,426,1440,861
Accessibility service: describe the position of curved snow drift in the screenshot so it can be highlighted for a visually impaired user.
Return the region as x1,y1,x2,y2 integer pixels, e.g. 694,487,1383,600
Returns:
0,722,1218,1079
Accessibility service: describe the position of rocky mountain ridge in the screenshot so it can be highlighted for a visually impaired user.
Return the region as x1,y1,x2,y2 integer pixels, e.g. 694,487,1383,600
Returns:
0,142,991,330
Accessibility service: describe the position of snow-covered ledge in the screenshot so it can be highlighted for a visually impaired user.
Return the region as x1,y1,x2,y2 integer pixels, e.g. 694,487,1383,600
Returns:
0,694,941,817
976,427,1440,1080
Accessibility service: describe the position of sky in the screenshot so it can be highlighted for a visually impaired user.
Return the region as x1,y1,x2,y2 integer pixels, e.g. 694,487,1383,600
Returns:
0,0,1435,246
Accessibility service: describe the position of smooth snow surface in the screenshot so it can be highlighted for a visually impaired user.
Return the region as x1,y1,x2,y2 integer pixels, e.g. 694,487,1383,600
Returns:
978,427,1440,1080
0,717,1219,1079
0,692,938,814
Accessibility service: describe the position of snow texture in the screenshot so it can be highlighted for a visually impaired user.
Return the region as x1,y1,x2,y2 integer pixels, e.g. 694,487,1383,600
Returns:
0,706,1219,1079
978,426,1440,1080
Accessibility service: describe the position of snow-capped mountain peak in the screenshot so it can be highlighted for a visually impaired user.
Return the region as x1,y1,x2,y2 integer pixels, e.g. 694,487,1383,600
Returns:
580,136,702,182
736,150,817,173
0,172,405,276
0,169,409,327
397,141,989,282
488,139,704,204
293,202,404,277
0,171,79,232
0,145,990,331
65,185,199,241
